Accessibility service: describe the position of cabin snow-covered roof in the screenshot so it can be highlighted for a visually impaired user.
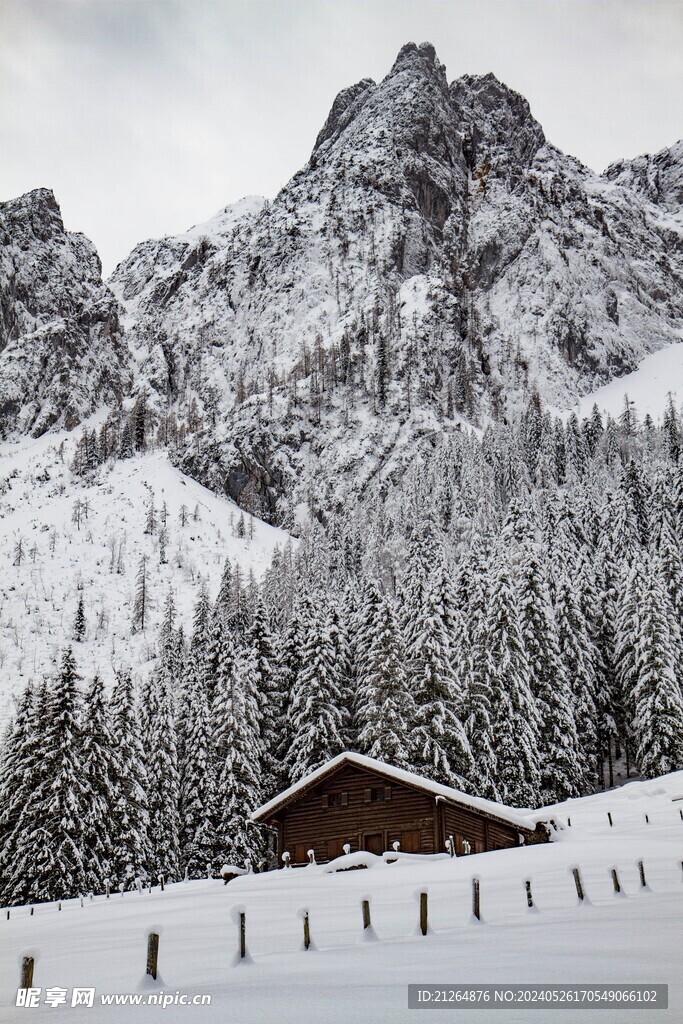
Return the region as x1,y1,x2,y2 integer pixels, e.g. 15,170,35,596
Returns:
251,751,540,831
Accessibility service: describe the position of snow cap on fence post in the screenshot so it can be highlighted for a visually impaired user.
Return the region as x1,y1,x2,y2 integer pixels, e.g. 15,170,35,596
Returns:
297,907,316,951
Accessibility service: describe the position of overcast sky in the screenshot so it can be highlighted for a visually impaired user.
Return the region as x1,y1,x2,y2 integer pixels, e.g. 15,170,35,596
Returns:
1,0,681,275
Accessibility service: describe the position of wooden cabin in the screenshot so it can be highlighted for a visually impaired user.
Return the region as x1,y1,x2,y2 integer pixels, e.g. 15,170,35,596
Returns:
252,752,548,865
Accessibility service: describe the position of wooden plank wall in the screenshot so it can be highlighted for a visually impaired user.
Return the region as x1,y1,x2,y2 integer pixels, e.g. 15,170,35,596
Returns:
443,804,520,854
279,765,438,863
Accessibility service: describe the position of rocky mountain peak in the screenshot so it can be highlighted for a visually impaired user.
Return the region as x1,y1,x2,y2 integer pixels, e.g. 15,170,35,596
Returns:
450,72,545,176
0,187,65,245
605,139,683,214
312,78,376,156
0,189,129,436
388,40,447,81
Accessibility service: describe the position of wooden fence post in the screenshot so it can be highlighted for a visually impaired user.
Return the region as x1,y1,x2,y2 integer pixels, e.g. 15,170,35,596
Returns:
472,879,481,920
362,899,371,930
20,956,34,989
525,880,534,908
572,867,585,901
419,892,428,935
158,874,165,892
611,868,621,894
5,910,9,920
30,907,34,917
146,933,159,980
303,911,311,950
239,912,246,959
607,812,613,827
645,814,649,824
638,860,647,888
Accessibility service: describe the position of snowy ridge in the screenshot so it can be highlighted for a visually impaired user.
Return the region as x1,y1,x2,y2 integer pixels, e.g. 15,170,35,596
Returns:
252,751,538,831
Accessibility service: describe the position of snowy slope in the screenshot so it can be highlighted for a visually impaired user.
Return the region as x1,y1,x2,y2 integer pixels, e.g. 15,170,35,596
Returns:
0,425,292,725
1,772,681,1023
569,339,683,422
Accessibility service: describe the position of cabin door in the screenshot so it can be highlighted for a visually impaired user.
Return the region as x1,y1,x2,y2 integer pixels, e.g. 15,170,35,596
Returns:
363,832,384,855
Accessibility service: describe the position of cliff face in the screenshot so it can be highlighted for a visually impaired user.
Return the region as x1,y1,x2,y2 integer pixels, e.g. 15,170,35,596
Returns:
109,43,682,419
3,43,682,517
0,188,129,436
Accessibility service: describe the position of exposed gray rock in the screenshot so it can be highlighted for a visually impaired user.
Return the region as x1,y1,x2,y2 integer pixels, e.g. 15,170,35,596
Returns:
0,188,129,436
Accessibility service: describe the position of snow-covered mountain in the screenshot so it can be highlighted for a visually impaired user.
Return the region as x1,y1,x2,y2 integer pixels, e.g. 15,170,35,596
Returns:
2,42,683,522
0,189,129,437
3,45,683,439
105,42,683,516
109,44,683,421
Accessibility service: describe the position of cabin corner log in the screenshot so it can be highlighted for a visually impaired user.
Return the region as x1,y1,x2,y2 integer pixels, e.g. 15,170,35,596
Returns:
20,956,34,989
146,933,159,979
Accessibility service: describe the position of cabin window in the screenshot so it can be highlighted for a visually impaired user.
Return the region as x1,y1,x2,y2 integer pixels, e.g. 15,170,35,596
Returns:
327,791,348,808
364,786,392,803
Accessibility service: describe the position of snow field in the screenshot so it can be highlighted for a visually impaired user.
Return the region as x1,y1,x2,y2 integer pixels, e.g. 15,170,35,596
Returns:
0,426,292,724
565,339,683,422
2,778,682,1023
